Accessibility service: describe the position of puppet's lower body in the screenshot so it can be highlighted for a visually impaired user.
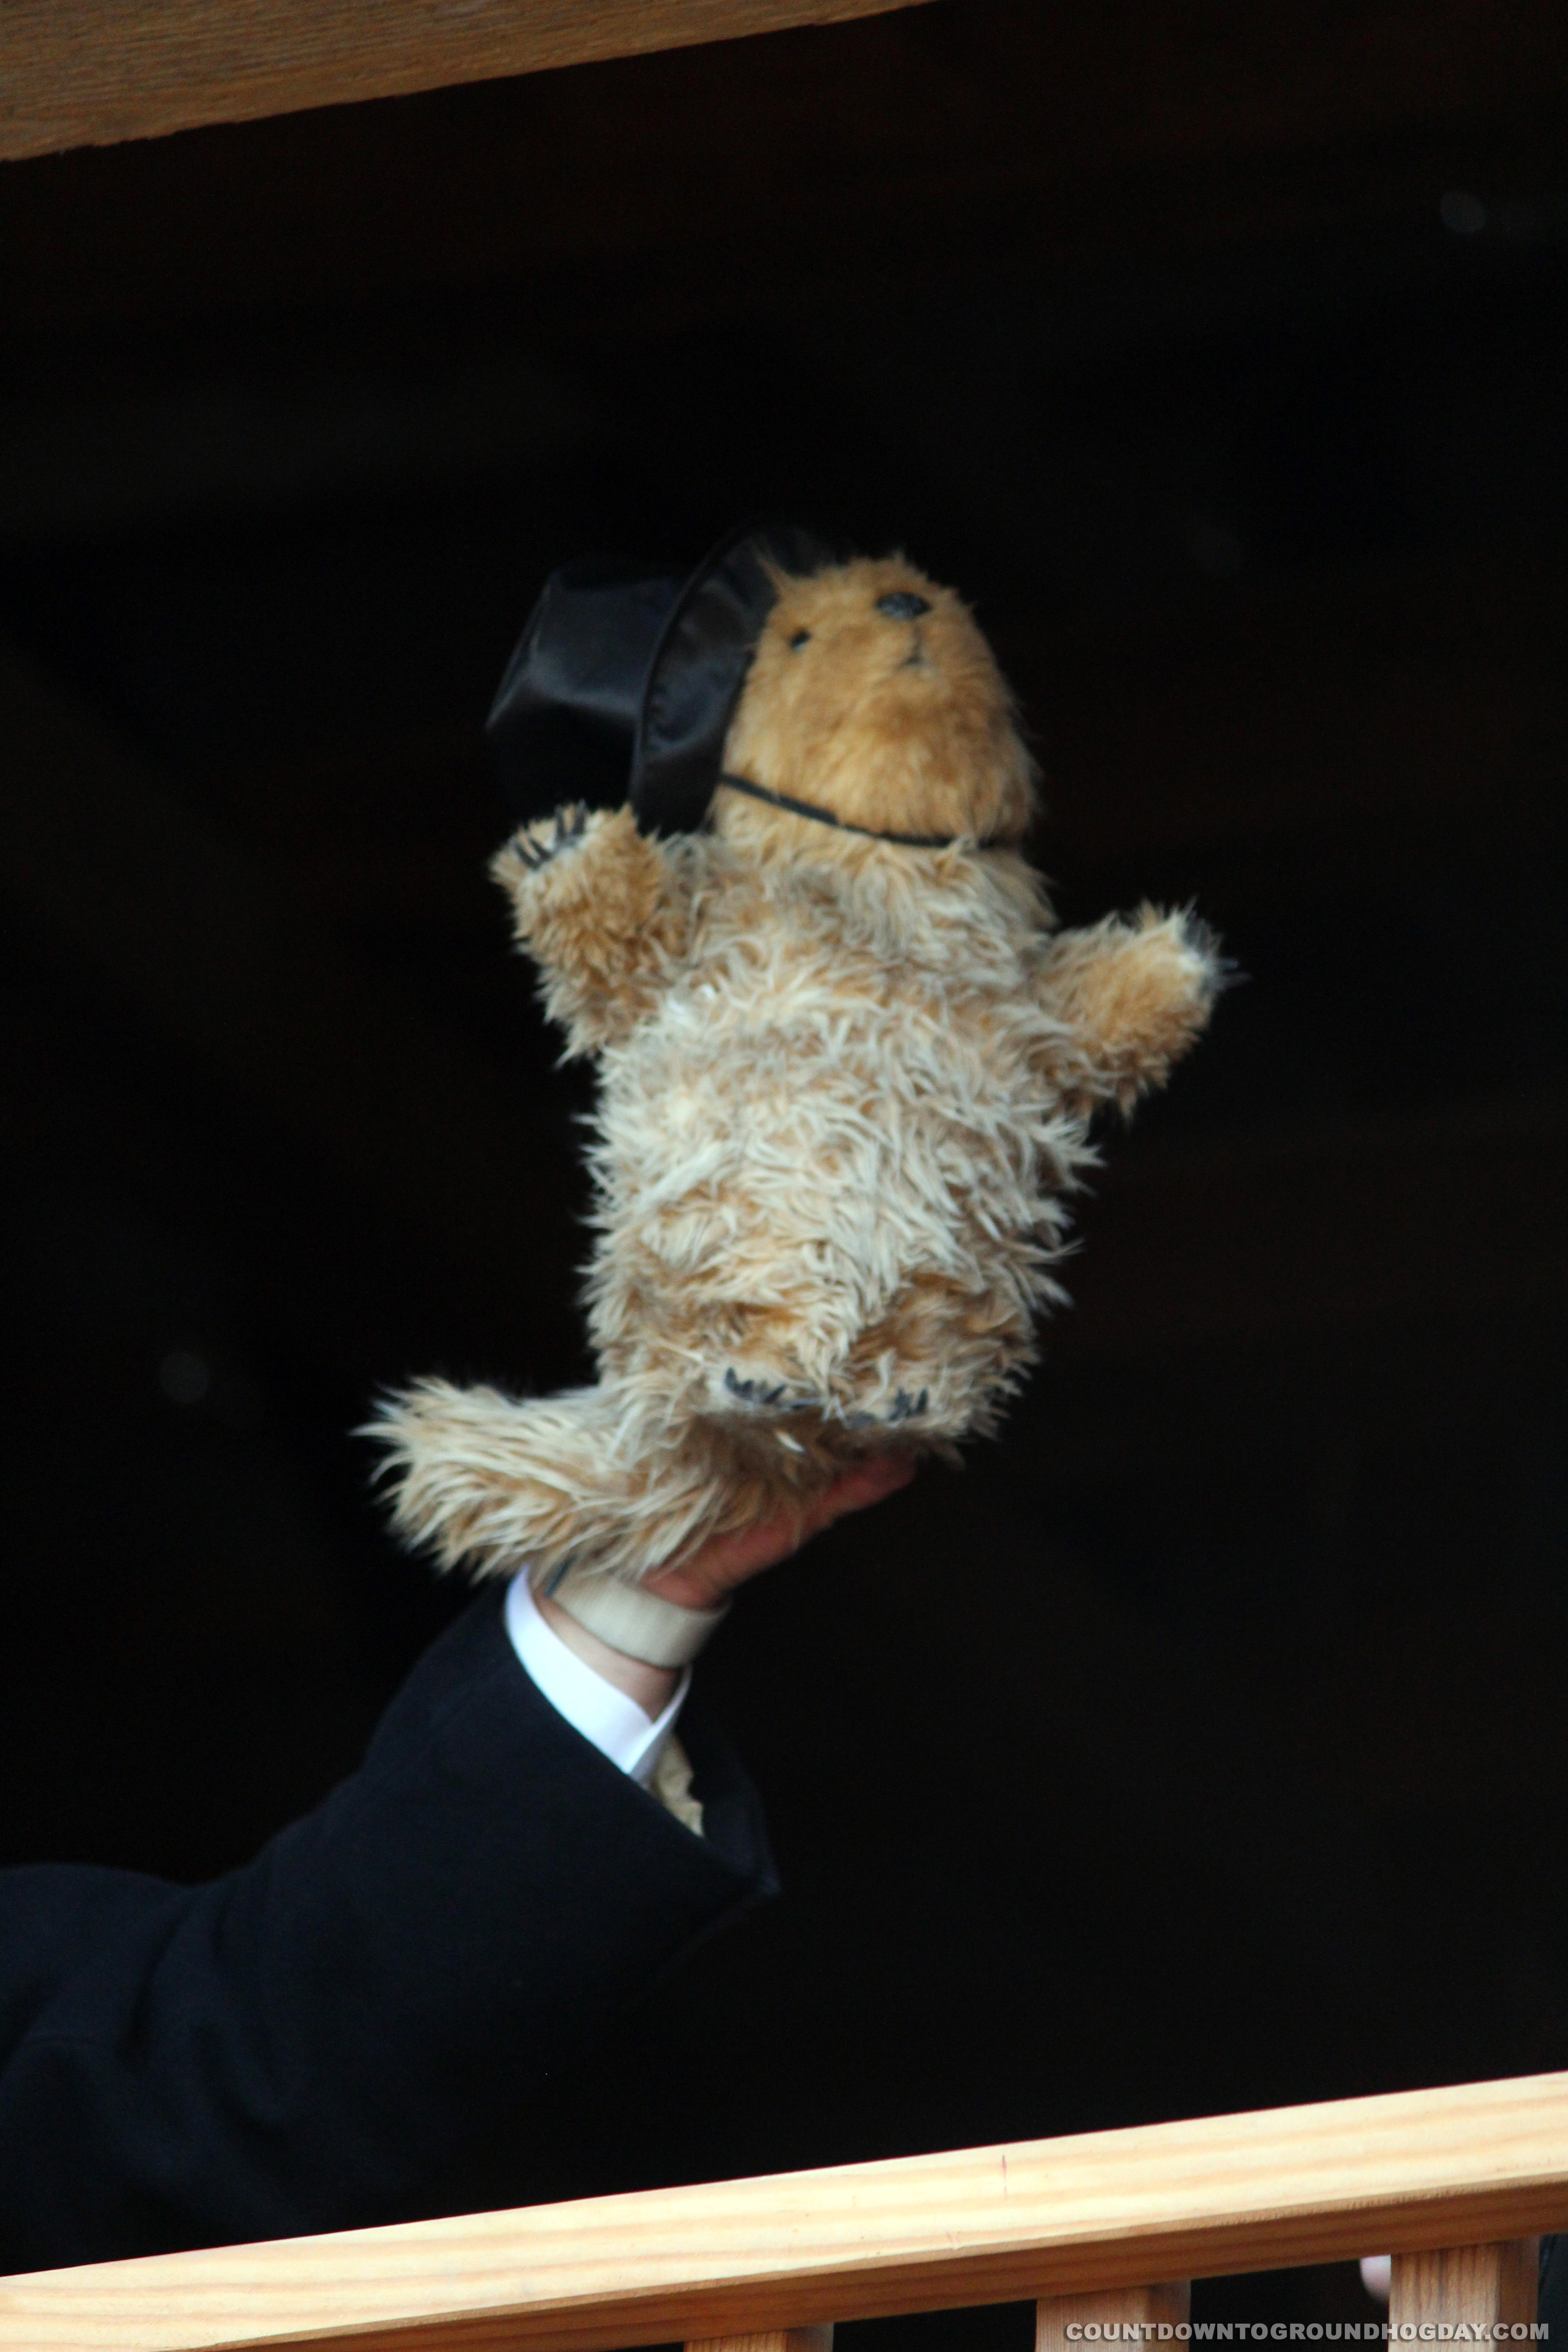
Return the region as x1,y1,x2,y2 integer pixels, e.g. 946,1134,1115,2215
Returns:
372,1254,1040,1582
370,1375,903,1584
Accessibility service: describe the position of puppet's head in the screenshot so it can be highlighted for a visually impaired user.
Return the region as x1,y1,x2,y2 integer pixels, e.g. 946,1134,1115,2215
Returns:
486,527,1036,851
718,555,1036,850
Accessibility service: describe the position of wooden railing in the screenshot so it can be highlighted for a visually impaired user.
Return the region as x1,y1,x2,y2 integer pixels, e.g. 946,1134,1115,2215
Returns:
3,2072,1567,2352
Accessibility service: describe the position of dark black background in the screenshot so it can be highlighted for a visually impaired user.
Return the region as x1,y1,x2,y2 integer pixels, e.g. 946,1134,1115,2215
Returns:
1,3,1565,2336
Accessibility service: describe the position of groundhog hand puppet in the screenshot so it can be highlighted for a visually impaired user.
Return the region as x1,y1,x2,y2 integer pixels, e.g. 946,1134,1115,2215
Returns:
374,525,1221,1621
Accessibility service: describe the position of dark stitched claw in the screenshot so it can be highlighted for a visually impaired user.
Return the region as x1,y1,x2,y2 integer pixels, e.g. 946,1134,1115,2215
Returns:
723,1369,929,1425
723,1368,791,1409
515,803,589,872
847,1389,930,1428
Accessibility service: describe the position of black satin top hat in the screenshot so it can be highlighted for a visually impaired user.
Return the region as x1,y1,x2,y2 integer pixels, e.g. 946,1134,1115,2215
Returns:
487,522,836,834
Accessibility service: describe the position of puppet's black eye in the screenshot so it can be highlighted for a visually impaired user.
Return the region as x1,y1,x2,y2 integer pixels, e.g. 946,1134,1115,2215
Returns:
877,591,932,621
789,628,811,650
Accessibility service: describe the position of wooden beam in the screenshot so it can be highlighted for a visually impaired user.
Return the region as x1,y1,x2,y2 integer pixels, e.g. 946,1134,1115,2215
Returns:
0,0,926,165
5,2072,1568,2352
5,0,1567,332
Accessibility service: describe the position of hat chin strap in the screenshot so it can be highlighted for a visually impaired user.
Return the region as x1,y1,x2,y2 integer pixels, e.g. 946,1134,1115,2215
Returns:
717,772,990,851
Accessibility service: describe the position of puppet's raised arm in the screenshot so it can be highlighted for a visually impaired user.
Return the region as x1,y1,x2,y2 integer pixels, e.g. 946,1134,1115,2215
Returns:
1033,904,1224,1117
490,804,692,1057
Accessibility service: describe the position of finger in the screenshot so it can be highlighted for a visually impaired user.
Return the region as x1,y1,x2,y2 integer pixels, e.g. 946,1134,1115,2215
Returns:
648,1451,920,1607
707,1454,916,1571
841,1448,921,1502
808,1450,920,1527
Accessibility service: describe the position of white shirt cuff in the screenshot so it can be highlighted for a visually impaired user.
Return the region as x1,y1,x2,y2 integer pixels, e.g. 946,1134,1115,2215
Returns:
503,1571,689,1789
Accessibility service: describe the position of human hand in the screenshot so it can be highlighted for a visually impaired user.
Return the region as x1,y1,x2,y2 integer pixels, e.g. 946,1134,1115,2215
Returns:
645,1451,920,1611
534,1451,919,1715
1359,2258,1390,2305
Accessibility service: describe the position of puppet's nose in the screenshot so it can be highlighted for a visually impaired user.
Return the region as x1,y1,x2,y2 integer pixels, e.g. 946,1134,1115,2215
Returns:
877,591,932,620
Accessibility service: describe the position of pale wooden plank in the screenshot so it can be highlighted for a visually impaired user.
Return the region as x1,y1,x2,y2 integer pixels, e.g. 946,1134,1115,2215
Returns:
4,2072,1568,2352
1390,2241,1539,2334
1036,2280,1190,2352
0,0,927,164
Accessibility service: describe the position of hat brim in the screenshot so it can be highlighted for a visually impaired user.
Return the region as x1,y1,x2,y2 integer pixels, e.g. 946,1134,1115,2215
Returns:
630,522,837,834
487,523,837,834
487,556,682,826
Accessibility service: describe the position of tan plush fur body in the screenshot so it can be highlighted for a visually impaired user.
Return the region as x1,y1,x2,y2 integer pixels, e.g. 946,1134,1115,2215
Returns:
375,558,1222,1583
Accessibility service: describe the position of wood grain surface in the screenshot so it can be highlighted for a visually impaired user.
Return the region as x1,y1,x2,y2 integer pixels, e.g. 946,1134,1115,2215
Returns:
0,0,927,164
1036,2280,1191,2352
4,2073,1568,2352
1391,2242,1540,2332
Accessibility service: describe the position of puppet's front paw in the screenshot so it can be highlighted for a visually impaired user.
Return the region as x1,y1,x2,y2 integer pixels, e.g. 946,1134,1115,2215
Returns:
488,804,688,1053
491,803,658,927
512,802,589,871
1139,905,1228,1010
1041,903,1228,1116
1097,905,1226,1101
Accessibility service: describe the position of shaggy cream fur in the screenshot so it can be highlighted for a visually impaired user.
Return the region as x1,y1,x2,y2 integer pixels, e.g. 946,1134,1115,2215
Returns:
373,557,1222,1583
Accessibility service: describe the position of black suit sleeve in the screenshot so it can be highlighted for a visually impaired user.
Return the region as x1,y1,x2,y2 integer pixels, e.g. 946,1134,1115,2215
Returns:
0,1589,776,2274
1539,2237,1565,2345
